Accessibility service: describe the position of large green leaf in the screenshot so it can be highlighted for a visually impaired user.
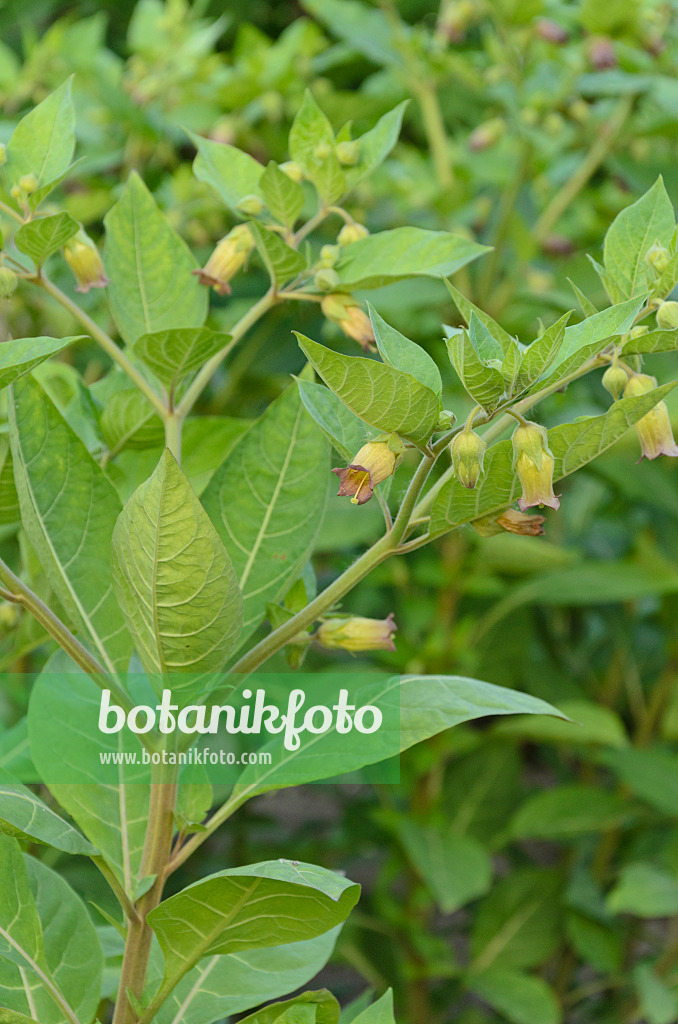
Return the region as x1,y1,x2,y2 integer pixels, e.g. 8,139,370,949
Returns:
537,297,644,385
104,171,207,344
430,381,678,536
0,337,83,392
3,81,75,200
622,327,678,355
447,328,506,411
0,771,97,855
191,133,264,215
296,334,441,442
469,969,561,1024
509,785,634,840
370,306,442,396
236,991,339,1024
470,868,562,972
0,836,44,976
602,177,675,302
100,387,164,454
147,860,360,995
337,228,490,289
249,220,307,286
0,845,103,1024
395,821,492,914
202,384,329,644
131,328,231,398
296,378,370,461
111,450,243,682
14,213,79,268
601,747,678,817
288,91,345,203
150,930,341,1024
9,376,131,673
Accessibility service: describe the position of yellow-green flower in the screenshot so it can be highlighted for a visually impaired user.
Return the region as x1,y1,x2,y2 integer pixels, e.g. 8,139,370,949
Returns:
193,224,254,295
512,421,560,511
450,428,486,489
332,441,396,505
63,234,109,293
321,293,375,351
317,614,397,652
624,373,678,460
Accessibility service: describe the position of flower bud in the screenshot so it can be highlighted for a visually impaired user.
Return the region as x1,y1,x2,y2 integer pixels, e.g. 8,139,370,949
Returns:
450,428,486,489
537,18,569,43
321,293,375,351
316,613,396,652
624,374,678,460
512,421,560,511
313,141,332,160
318,244,341,267
335,140,361,166
645,242,671,275
63,234,109,293
314,267,340,291
332,440,397,505
236,194,265,217
469,118,505,152
0,602,19,630
280,161,303,183
338,222,369,246
0,266,18,299
436,409,455,431
602,364,629,401
656,301,678,330
193,224,255,295
18,173,38,194
629,325,649,339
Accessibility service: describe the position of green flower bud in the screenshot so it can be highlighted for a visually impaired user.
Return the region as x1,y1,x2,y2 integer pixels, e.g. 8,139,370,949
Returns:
335,140,360,166
469,118,505,152
629,325,649,339
645,242,671,274
314,267,340,291
602,364,628,401
18,173,38,194
338,222,369,246
236,194,265,217
436,410,455,431
656,300,678,330
313,141,332,161
450,428,486,489
0,266,18,299
318,244,341,267
0,602,19,630
280,161,303,183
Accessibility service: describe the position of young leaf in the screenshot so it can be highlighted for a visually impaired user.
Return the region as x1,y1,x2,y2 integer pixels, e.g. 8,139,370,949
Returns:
259,161,304,227
296,377,369,460
3,80,75,199
607,863,678,917
623,327,678,355
191,133,264,214
202,384,329,644
131,328,231,397
337,228,490,289
444,281,515,352
430,381,678,536
468,969,561,1024
289,89,335,171
9,375,132,673
602,177,675,302
296,333,441,442
248,220,307,286
14,213,79,267
237,990,340,1024
104,171,207,344
111,449,243,680
0,336,84,392
544,296,643,378
369,305,443,396
447,329,506,411
517,312,572,390
342,102,408,190
147,860,360,991
350,991,396,1024
0,770,98,855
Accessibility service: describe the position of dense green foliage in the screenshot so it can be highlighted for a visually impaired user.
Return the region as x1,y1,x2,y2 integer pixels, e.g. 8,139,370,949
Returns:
1,3,678,1024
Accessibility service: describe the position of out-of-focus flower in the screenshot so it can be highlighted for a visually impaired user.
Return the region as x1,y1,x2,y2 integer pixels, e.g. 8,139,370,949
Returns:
624,373,678,460
0,266,18,299
335,140,360,166
338,222,369,246
193,224,254,295
316,613,397,652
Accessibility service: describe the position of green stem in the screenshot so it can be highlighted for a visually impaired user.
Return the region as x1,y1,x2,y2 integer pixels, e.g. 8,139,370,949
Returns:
175,289,276,419
0,199,23,223
164,411,183,463
414,81,453,189
34,276,167,420
92,856,140,924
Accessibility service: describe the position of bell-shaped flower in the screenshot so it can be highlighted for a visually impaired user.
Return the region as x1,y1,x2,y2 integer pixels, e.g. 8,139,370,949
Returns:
332,440,397,505
193,224,254,295
63,234,109,293
317,614,397,652
512,420,560,511
321,293,375,351
624,373,678,460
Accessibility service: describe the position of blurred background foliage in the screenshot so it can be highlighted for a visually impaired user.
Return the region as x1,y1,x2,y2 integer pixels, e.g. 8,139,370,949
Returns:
2,1,678,1023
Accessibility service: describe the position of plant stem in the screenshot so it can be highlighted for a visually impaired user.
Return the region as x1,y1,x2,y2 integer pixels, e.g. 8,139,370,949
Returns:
534,96,632,244
164,411,183,463
414,81,453,188
92,856,140,923
34,276,167,420
112,759,178,1024
175,289,276,418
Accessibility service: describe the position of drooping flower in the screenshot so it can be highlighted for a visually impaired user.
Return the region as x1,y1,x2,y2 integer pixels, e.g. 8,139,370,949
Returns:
624,373,678,460
193,224,254,295
450,428,486,489
321,293,375,351
512,420,560,511
332,441,397,505
472,508,546,537
316,614,397,652
63,234,109,293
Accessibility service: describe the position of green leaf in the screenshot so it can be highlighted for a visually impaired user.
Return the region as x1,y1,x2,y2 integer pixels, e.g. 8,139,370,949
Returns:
100,386,165,454
147,860,360,992
9,376,131,672
0,437,20,523
237,990,340,1024
296,333,441,442
260,161,304,228
111,449,243,681
0,1011,40,1024
469,969,562,1024
0,771,97,855
510,785,634,840
131,327,231,397
300,0,407,69
444,281,515,352
289,91,346,203
3,81,75,198
447,328,506,411
191,133,264,214
633,963,678,1024
395,822,492,914
0,848,103,1024
150,931,341,1024
0,336,83,392
202,384,328,644
350,991,396,1024
0,836,45,975
343,103,408,190
14,213,79,267
370,306,442,396
296,377,369,461
602,177,675,302
601,748,678,816
337,228,490,290
471,868,562,971
623,327,678,355
607,863,678,918
517,313,571,390
540,297,644,383
249,220,307,286
493,699,628,747
430,381,678,536
565,913,623,973
104,171,207,344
